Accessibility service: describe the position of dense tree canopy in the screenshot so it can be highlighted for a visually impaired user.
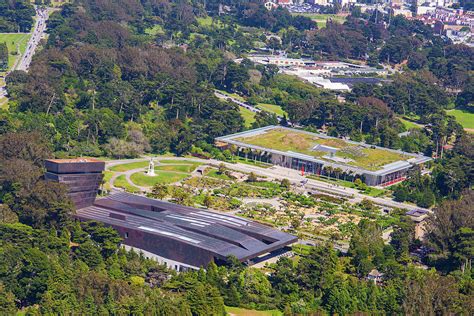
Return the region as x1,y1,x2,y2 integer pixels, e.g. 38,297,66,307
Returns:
0,0,35,32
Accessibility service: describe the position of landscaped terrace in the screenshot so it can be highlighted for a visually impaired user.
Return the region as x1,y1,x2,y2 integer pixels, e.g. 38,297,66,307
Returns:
233,128,410,171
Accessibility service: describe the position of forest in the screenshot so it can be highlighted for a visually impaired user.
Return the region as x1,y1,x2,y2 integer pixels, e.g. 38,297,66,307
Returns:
0,131,472,314
0,0,35,32
0,0,472,314
4,0,470,205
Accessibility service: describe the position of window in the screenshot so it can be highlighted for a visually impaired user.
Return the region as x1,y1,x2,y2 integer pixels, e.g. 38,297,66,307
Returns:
125,232,129,239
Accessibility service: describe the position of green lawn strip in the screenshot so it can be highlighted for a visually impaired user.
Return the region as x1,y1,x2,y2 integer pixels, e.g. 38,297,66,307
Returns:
144,24,164,35
130,171,189,187
307,174,357,188
155,164,198,173
256,103,287,117
159,160,203,169
216,89,246,102
0,33,31,69
240,107,256,127
291,13,346,28
292,243,312,256
233,156,272,168
205,168,233,180
102,170,113,190
108,161,149,172
307,174,386,196
196,16,224,28
0,96,7,110
114,175,141,193
399,117,423,130
247,181,281,189
446,109,474,130
225,306,282,316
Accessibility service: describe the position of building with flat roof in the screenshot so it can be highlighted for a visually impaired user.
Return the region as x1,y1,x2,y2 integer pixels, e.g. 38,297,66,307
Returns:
215,126,432,186
45,158,297,271
44,158,105,209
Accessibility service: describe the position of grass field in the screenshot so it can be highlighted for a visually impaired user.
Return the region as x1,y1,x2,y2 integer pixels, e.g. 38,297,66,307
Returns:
216,89,246,102
235,128,410,171
130,171,189,187
225,306,282,316
155,164,199,173
102,171,113,191
108,161,149,172
234,156,273,169
240,107,256,127
399,117,423,130
114,175,141,193
292,13,347,28
446,109,474,132
0,33,31,70
0,96,7,110
205,168,233,180
256,103,287,117
144,24,164,36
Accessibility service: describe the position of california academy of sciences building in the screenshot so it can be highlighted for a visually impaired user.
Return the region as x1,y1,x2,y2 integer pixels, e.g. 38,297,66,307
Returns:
44,158,297,271
215,126,432,187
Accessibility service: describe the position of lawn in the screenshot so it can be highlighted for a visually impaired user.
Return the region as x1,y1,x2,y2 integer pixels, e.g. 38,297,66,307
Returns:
0,33,31,70
155,164,199,173
0,95,7,110
216,89,246,102
159,160,203,168
102,170,113,191
130,171,189,187
205,168,233,180
307,174,387,197
399,117,423,130
144,24,164,36
196,16,224,28
234,128,410,171
256,103,287,117
108,161,149,172
225,306,282,316
240,107,256,127
114,175,141,193
292,13,347,28
234,156,272,168
446,109,474,132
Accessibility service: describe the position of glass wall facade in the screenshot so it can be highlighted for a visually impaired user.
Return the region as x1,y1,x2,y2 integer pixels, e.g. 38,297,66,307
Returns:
290,158,323,175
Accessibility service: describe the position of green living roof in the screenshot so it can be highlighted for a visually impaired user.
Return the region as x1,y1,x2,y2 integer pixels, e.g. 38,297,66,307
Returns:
231,127,412,171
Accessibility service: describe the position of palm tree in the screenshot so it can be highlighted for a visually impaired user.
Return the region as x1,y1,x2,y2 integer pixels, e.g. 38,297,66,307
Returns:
254,149,261,162
324,166,334,179
243,148,251,161
229,144,237,161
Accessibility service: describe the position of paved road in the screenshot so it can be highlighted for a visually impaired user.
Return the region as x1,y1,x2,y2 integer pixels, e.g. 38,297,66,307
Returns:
214,90,262,113
214,90,292,124
16,6,49,72
0,6,50,100
106,157,428,212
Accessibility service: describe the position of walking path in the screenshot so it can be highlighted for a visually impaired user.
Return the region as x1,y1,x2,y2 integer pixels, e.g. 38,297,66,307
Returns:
106,158,208,192
105,157,428,212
